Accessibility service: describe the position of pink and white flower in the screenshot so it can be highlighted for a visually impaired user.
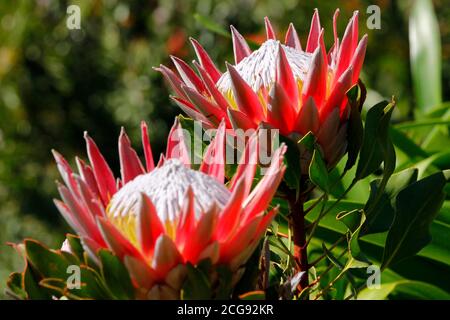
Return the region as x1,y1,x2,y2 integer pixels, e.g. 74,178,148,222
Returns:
52,120,286,298
158,10,367,167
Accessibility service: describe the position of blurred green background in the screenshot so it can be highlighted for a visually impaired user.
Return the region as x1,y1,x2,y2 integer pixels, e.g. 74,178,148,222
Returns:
0,0,449,298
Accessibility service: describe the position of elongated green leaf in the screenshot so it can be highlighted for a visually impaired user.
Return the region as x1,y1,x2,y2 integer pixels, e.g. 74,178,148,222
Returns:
414,150,450,179
424,102,450,118
409,0,442,113
355,101,395,181
358,280,450,300
422,108,450,151
381,172,446,269
390,127,429,159
395,119,450,130
194,13,230,38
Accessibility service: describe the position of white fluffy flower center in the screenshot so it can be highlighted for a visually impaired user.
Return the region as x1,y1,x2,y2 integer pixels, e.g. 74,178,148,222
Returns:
216,39,312,93
107,159,231,223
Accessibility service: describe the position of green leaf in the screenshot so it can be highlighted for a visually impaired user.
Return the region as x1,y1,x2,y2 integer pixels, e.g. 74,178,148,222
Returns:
364,181,395,235
18,239,112,299
414,150,450,179
389,127,429,159
424,102,450,118
328,166,347,198
381,171,446,269
25,239,71,279
354,101,396,230
437,201,450,225
345,83,364,171
422,108,450,151
5,272,27,300
395,119,450,130
23,263,52,299
298,131,316,151
181,263,211,300
193,13,230,38
280,135,301,191
309,149,330,193
358,280,450,300
355,101,395,181
178,115,208,168
426,219,450,266
409,0,442,113
214,265,233,299
363,168,418,235
98,249,135,299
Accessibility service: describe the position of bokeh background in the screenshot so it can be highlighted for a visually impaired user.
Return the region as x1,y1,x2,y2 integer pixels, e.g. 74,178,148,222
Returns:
0,0,449,297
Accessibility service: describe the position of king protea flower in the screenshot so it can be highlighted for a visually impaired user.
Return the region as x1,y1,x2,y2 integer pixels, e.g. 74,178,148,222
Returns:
157,10,367,167
52,120,286,299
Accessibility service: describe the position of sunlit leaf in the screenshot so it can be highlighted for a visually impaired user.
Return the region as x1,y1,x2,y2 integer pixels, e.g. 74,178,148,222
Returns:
409,0,442,113
358,280,450,300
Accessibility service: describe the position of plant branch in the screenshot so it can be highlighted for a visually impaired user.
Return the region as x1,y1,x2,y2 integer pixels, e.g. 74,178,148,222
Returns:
309,236,346,267
287,187,308,293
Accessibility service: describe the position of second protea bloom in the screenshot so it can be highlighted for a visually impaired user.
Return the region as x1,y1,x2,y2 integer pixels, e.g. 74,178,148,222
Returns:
52,120,286,299
158,10,367,167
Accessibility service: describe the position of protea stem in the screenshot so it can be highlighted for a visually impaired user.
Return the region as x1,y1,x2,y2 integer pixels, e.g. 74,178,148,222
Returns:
287,187,309,294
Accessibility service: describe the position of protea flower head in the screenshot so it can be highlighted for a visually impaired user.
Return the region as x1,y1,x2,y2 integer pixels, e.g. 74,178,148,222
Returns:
157,10,367,167
52,120,286,299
